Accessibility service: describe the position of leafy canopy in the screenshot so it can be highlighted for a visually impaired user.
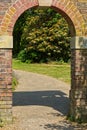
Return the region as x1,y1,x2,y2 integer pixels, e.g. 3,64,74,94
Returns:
13,8,71,63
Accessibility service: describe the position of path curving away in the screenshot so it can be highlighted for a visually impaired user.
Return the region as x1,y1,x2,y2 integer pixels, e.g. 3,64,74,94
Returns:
0,70,86,130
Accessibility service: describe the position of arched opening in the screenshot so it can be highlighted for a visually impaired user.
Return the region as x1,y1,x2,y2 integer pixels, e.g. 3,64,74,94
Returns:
12,6,73,128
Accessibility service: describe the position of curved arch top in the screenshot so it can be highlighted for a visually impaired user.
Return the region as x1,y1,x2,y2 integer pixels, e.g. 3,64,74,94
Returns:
0,0,85,36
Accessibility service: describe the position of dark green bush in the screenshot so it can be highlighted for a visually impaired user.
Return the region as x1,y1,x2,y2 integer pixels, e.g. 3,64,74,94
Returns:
17,50,27,62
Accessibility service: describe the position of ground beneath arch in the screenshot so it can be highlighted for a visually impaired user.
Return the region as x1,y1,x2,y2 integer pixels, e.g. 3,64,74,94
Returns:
0,70,87,130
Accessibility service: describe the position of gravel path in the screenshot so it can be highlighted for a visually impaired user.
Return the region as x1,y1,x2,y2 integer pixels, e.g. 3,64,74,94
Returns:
0,70,87,130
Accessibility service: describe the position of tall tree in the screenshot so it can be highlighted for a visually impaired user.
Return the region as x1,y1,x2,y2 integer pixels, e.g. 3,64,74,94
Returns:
13,8,71,62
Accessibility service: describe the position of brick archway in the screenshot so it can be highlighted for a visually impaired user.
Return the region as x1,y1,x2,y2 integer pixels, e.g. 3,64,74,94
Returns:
0,0,85,36
0,0,87,123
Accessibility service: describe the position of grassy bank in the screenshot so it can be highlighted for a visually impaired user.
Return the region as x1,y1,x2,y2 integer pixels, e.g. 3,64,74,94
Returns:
12,59,71,83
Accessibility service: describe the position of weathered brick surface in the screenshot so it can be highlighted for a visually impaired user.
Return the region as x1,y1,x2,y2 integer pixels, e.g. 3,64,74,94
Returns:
52,0,87,36
71,50,87,88
0,0,87,123
70,88,87,122
0,49,12,123
72,0,87,22
71,49,87,122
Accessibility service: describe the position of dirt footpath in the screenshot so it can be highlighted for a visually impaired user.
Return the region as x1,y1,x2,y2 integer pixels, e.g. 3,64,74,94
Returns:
0,70,87,130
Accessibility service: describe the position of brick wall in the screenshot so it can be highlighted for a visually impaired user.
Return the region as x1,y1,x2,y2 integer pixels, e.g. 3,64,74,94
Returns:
0,49,12,122
70,50,87,122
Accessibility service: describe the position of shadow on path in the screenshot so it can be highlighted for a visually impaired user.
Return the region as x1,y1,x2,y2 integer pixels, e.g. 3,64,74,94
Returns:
44,122,81,130
13,90,70,115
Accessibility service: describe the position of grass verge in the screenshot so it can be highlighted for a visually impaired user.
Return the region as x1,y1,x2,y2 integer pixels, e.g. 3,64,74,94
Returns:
12,59,71,83
12,75,18,91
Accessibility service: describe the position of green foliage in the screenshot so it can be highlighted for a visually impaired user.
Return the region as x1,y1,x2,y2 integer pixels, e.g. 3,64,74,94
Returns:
67,114,83,124
12,75,18,91
13,8,71,63
13,11,30,56
0,118,4,127
18,50,27,62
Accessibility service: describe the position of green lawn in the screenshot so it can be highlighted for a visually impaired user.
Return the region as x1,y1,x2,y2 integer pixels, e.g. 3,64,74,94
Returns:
12,59,71,83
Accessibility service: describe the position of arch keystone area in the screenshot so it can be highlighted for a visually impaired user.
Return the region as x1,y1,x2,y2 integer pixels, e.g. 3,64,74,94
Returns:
38,0,52,6
0,0,87,123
